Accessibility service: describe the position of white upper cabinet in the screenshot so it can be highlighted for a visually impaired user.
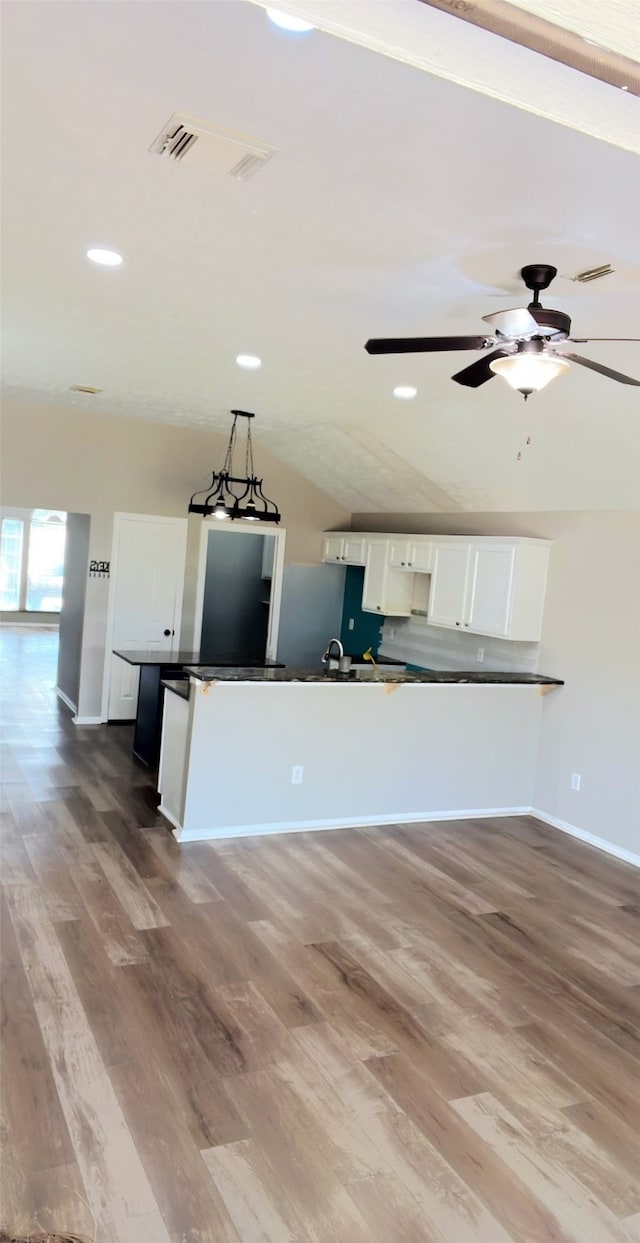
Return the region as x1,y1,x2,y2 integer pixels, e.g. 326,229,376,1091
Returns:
428,543,472,630
466,543,516,637
408,541,433,573
343,535,368,565
427,538,550,641
322,535,345,563
389,539,432,572
322,533,367,566
362,541,414,616
322,529,549,639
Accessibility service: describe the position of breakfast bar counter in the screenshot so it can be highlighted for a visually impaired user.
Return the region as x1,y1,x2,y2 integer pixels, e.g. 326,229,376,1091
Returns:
157,665,563,842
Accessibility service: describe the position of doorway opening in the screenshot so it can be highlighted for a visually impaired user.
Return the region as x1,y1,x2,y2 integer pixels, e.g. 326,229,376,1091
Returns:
193,521,285,663
0,507,67,617
0,508,91,713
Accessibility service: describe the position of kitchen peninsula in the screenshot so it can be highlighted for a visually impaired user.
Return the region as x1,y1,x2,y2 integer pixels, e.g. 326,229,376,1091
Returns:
113,650,284,766
157,665,563,842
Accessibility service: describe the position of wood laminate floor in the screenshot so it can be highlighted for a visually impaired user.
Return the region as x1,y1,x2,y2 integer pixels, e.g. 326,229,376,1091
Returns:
1,627,639,1242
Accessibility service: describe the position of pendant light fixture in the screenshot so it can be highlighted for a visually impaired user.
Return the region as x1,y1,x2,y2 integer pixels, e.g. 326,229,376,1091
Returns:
189,410,281,523
489,340,570,400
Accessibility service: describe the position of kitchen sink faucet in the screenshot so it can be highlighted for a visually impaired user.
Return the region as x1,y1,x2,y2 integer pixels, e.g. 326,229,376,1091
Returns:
320,641,345,671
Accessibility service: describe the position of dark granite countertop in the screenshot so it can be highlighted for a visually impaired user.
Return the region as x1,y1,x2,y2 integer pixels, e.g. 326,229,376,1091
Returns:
342,654,405,665
114,650,284,668
184,665,563,686
161,679,191,700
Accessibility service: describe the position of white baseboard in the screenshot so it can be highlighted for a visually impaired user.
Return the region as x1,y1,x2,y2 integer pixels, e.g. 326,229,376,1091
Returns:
158,802,183,836
177,806,531,843
72,714,104,726
55,686,77,713
531,808,640,869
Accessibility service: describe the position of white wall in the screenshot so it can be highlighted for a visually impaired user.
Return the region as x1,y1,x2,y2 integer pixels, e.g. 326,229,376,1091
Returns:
177,680,541,840
57,513,90,709
1,396,350,718
352,509,640,859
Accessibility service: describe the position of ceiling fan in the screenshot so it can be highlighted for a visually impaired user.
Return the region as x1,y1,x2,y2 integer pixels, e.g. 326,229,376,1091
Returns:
365,264,640,399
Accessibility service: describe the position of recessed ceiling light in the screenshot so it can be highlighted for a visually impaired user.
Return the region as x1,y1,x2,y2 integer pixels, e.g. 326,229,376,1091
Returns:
86,248,123,266
236,354,262,370
266,7,314,33
393,385,417,400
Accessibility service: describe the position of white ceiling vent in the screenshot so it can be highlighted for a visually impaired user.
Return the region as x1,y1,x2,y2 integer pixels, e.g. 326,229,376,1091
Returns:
149,112,278,180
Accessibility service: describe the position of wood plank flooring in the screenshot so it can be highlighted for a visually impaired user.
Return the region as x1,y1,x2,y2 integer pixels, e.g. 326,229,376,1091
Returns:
1,627,639,1241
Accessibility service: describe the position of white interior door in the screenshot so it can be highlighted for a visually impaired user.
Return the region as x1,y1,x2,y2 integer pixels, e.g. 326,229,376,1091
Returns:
106,514,187,720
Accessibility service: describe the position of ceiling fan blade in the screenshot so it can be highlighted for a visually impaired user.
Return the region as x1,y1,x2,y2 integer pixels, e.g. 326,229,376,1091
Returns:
452,348,513,388
482,307,539,338
568,337,640,343
365,335,489,355
559,351,640,385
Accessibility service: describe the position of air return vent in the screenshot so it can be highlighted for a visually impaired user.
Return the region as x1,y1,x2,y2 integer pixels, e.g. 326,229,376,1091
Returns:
571,263,615,284
149,112,278,180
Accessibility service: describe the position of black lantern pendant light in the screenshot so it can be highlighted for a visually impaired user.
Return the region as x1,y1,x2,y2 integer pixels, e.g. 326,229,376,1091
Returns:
189,410,281,524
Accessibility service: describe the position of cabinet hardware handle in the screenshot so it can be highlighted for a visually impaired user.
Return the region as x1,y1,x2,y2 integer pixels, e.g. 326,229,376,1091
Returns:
455,621,460,626
163,628,173,636
464,622,469,627
401,561,405,566
408,562,413,567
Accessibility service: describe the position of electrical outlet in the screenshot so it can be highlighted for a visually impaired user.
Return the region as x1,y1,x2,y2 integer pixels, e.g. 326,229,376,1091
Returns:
348,618,355,631
476,647,485,663
291,765,304,785
571,772,581,791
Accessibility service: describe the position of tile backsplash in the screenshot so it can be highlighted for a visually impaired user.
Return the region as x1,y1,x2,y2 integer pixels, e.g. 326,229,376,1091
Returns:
379,613,540,673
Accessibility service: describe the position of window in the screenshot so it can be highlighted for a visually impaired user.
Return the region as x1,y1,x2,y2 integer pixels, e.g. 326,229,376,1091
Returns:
0,509,67,612
0,518,24,609
26,511,67,611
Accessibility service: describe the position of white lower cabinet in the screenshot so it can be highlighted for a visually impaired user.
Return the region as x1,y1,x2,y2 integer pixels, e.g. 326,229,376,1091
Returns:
362,541,414,616
158,688,190,830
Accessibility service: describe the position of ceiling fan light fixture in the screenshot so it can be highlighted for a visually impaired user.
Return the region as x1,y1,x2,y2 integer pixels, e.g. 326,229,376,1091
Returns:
266,7,314,32
489,353,570,398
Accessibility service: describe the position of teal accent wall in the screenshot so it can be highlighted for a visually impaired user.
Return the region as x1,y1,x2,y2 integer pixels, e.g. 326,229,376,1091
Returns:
339,567,385,656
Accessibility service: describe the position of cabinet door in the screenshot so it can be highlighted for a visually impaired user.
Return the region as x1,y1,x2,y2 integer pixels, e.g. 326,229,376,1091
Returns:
342,535,367,566
466,543,516,637
428,542,470,629
389,539,411,568
322,535,344,563
362,542,388,614
408,541,432,572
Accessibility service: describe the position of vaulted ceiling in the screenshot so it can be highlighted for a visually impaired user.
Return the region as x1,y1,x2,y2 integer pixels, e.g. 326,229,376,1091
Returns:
2,0,639,512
